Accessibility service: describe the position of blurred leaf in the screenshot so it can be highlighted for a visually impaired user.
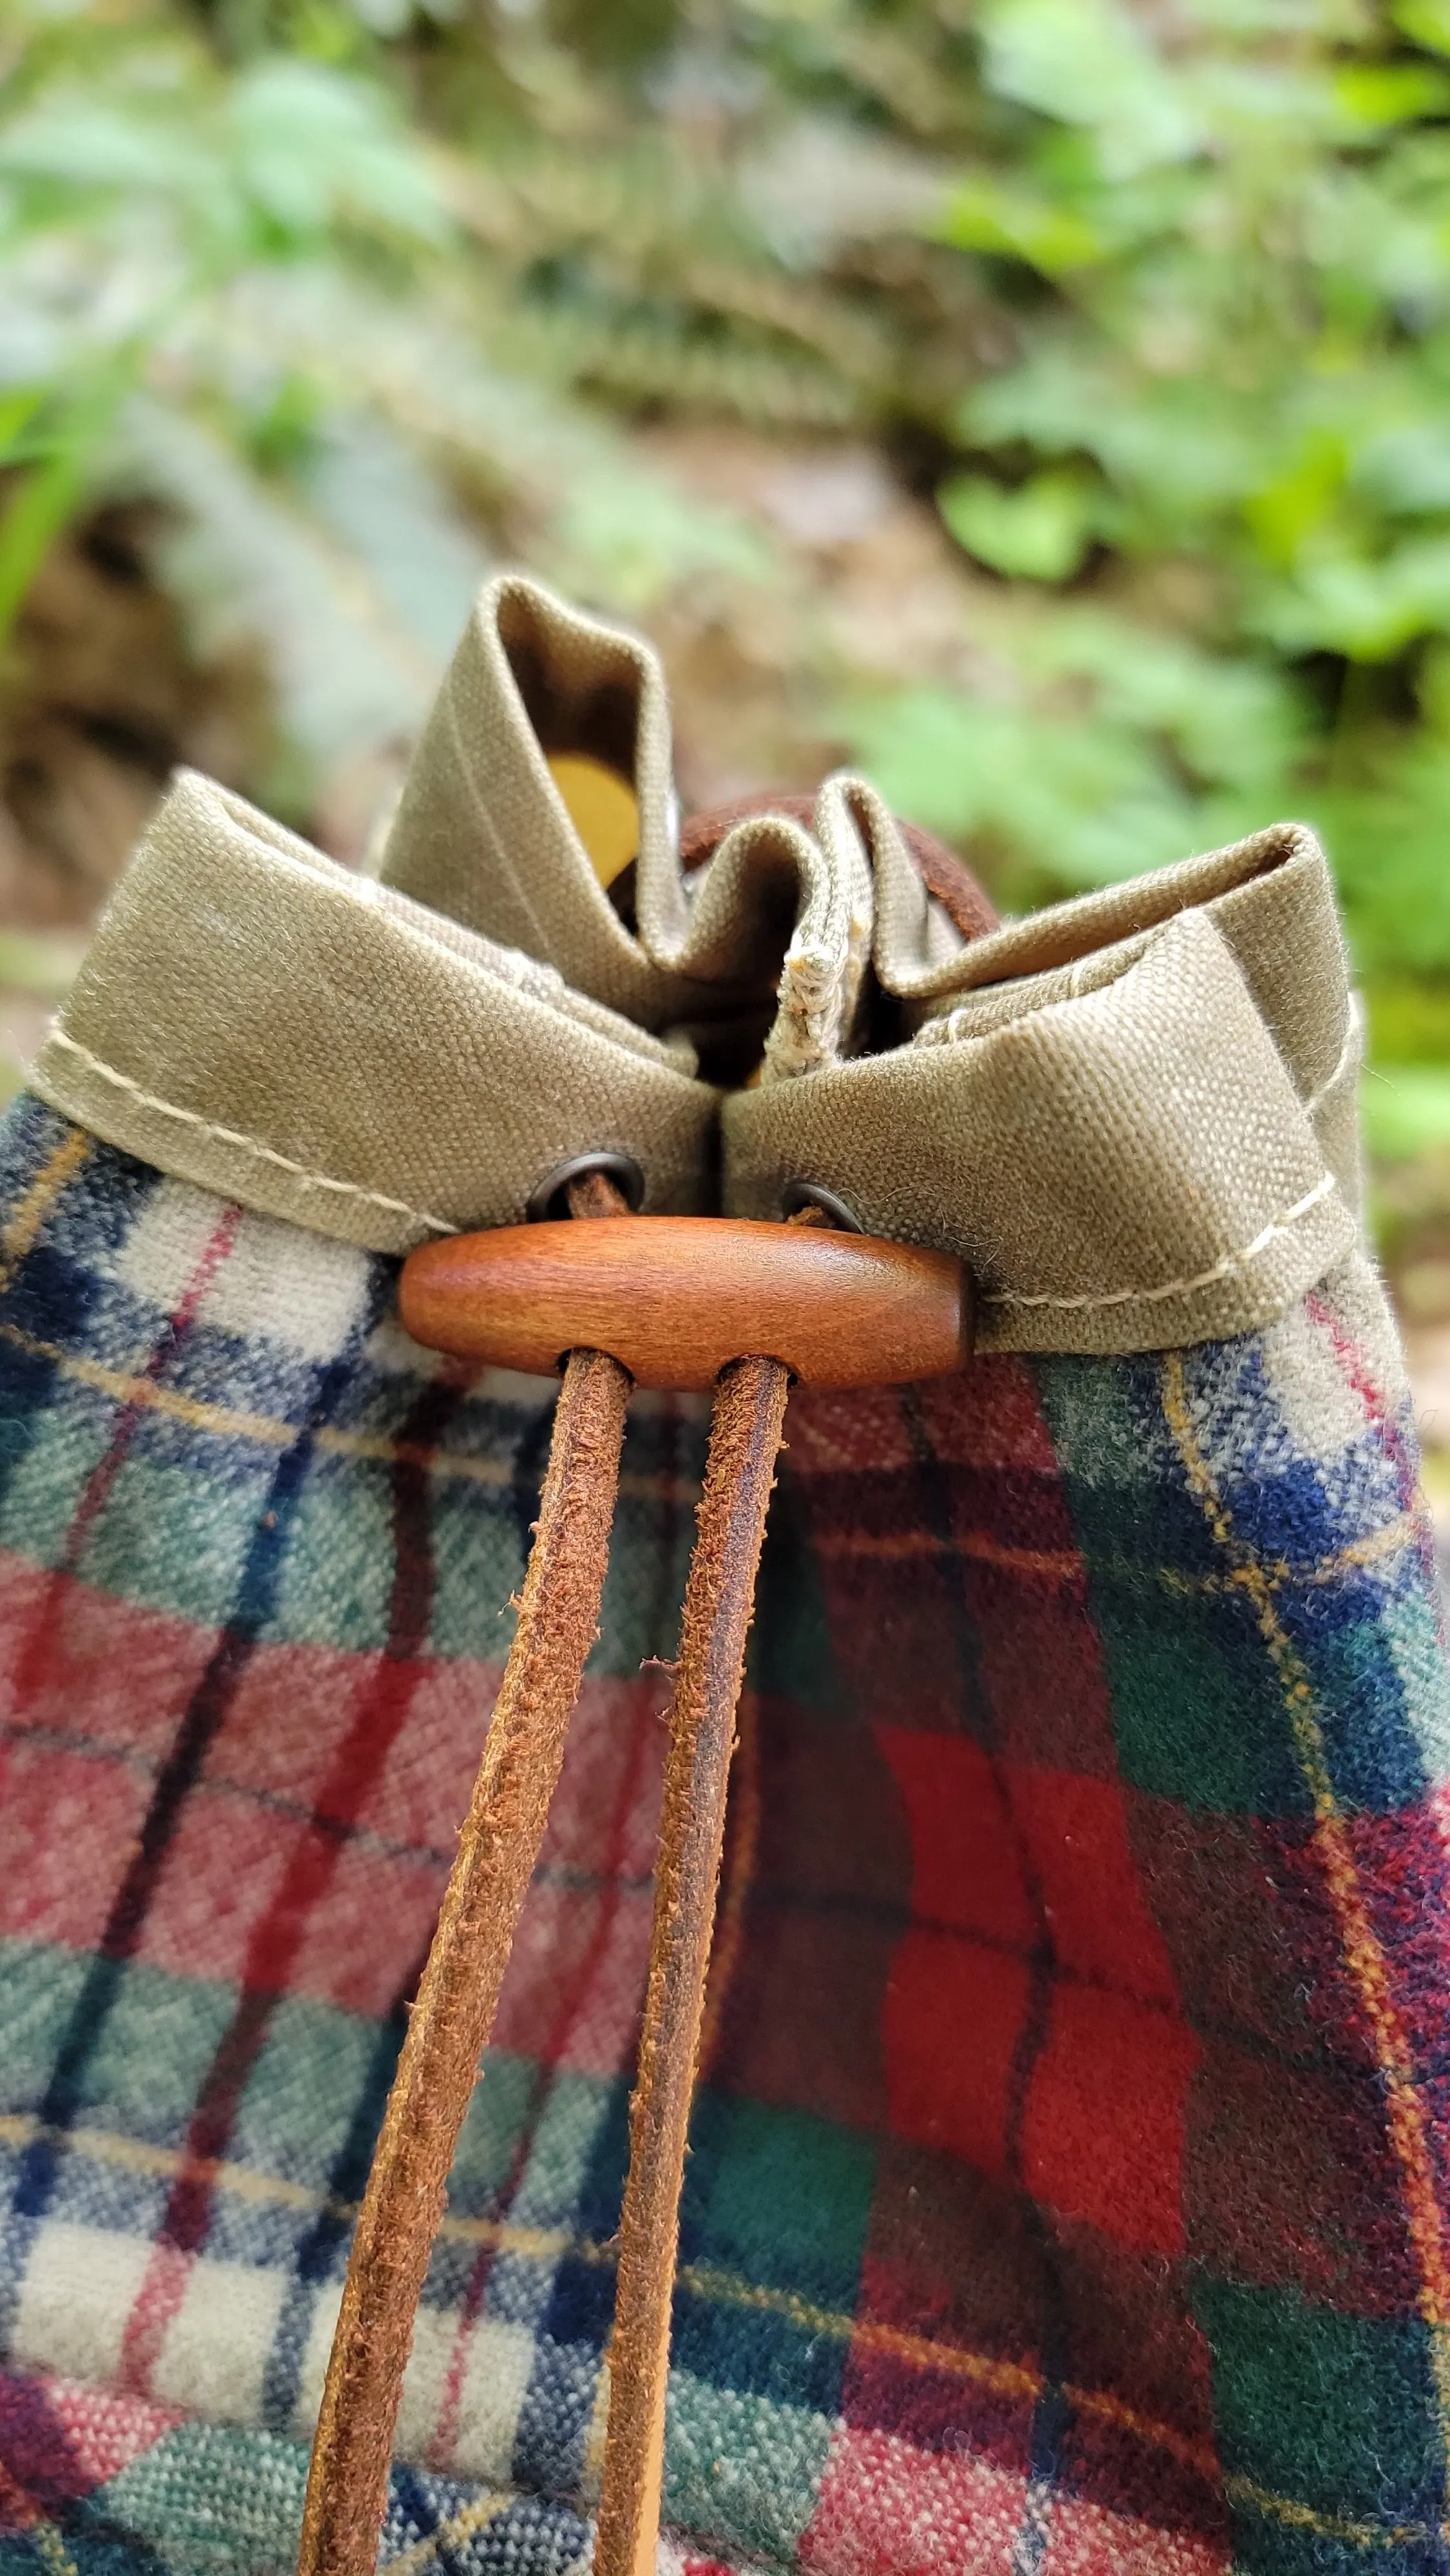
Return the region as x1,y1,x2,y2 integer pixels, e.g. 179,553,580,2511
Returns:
349,0,414,33
1313,738,1450,974
224,59,450,245
551,468,771,612
0,363,140,631
935,177,1101,274
1364,980,1450,1063
977,0,1200,176
1353,424,1450,517
1259,540,1450,662
1243,432,1348,573
1332,66,1450,131
1361,1065,1450,1157
939,469,1095,583
0,387,48,464
126,401,453,774
1393,0,1450,59
1024,609,1304,793
847,682,1200,893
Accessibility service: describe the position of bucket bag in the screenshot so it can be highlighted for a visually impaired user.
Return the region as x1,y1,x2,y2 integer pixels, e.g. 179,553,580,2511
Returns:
0,574,1444,2576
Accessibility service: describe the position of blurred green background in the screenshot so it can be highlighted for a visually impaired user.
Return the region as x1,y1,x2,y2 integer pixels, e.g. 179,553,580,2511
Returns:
4,0,1450,1478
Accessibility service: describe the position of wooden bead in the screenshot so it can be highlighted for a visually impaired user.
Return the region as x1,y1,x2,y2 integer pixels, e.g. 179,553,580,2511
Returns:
400,1216,972,1392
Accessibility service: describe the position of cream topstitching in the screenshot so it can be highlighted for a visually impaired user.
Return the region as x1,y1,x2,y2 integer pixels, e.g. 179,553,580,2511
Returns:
38,1030,457,1238
984,1171,1338,1311
1304,1008,1358,1116
42,1035,1342,1315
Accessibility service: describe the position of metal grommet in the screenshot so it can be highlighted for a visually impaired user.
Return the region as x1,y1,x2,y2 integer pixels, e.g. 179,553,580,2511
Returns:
780,1180,863,1234
527,1151,646,1224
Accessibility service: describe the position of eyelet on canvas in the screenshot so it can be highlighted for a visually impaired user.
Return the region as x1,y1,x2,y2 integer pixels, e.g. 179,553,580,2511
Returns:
525,1149,645,1222
780,1178,863,1233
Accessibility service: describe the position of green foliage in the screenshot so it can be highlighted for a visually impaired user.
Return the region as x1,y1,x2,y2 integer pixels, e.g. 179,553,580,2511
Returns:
851,600,1302,895
1361,1064,1450,1157
937,470,1096,583
0,0,766,800
5,0,1450,1137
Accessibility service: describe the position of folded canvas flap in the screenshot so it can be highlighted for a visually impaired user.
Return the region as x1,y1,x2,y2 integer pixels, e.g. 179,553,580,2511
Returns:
30,770,720,1249
725,904,1356,1353
726,809,1362,1350
377,574,878,1063
30,576,1362,1356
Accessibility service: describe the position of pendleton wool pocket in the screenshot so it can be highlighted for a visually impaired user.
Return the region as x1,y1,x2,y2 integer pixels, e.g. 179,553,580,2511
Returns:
0,574,1446,2576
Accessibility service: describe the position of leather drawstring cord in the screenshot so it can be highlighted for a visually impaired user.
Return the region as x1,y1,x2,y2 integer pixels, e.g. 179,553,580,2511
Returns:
296,1191,801,2576
594,1339,802,2575
298,813,989,2576
297,1238,808,2576
592,1198,831,2572
297,1171,632,2576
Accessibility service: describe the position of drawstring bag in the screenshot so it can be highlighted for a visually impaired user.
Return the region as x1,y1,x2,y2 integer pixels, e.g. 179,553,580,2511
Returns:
1,574,1445,2576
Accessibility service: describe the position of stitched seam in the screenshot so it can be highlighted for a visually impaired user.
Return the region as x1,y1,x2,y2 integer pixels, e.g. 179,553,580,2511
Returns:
983,1171,1337,1311
40,1030,457,1237
41,1030,1349,1302
1304,1009,1358,1116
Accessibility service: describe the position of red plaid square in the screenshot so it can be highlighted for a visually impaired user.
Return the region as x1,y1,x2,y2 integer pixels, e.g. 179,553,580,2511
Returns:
1022,1989,1201,2255
1008,1771,1177,2005
885,1933,1031,2179
132,1793,310,1988
0,1739,151,1949
215,1638,495,1853
492,1871,658,2081
878,1731,1035,1949
802,2421,1031,2576
1038,2486,1230,2576
272,1835,450,2020
0,1559,218,1763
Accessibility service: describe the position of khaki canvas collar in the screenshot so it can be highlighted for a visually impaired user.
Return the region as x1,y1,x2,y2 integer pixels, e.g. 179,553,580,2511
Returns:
32,575,1360,1356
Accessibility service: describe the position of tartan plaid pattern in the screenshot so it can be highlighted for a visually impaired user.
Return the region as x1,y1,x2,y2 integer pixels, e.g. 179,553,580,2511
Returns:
1,1094,1448,2576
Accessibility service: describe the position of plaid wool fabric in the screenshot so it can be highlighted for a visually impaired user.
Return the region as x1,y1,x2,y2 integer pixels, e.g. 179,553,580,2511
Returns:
1,1092,1449,2576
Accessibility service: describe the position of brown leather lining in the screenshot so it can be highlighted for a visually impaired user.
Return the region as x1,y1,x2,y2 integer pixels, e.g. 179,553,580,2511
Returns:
677,793,998,942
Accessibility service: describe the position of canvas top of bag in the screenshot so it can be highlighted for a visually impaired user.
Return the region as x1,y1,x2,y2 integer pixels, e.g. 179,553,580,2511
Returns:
30,573,1361,1358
